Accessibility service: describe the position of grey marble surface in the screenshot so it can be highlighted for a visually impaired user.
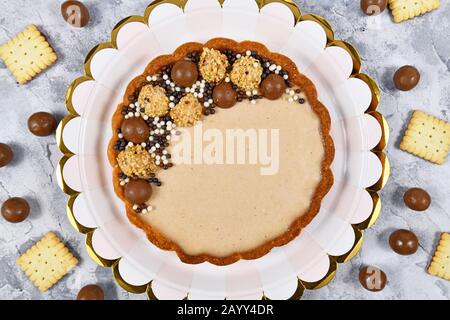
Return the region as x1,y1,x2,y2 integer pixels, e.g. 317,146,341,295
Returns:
0,0,449,300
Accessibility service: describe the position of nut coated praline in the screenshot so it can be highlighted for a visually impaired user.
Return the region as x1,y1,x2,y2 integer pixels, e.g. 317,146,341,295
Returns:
171,60,199,88
1,197,30,223
121,117,150,144
260,74,286,100
212,82,237,109
124,179,153,204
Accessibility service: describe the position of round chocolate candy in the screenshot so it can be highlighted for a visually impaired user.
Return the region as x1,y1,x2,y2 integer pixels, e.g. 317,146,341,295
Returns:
393,66,420,91
0,143,14,168
389,229,419,255
124,179,153,204
404,188,431,211
171,60,198,88
359,266,387,292
61,1,90,28
77,284,104,300
121,117,150,144
213,82,237,109
360,0,387,16
28,112,57,137
1,197,30,223
260,74,286,100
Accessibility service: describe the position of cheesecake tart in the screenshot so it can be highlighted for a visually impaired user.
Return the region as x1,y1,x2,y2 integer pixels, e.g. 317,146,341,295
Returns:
108,39,334,265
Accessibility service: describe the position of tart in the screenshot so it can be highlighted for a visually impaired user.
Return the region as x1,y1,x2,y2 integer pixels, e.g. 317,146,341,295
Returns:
108,39,334,266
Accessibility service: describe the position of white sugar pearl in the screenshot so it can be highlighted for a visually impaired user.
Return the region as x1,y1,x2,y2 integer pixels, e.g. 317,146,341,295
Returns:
225,77,230,83
170,82,175,87
167,121,172,126
150,130,155,135
129,103,135,108
252,89,258,95
246,91,251,96
208,99,213,104
163,74,168,80
161,155,167,160
124,115,129,119
169,102,175,108
293,95,299,101
143,115,149,120
160,121,165,126
163,160,169,165
169,96,175,101
166,136,171,141
154,117,159,121
133,204,138,210
196,81,201,86
155,143,160,148
155,160,161,165
283,74,289,80
269,64,276,71
236,54,242,58
152,75,157,81
175,87,181,92
253,62,259,68
204,102,210,107
120,181,126,186
142,209,148,214
146,76,151,81
151,146,156,152
185,88,191,93
134,112,140,117
156,123,162,128
200,82,205,88
276,65,282,71
275,70,280,74
128,112,134,117
265,62,270,67
156,155,161,160
128,142,134,147
118,134,123,139
163,150,168,155
289,90,295,96
147,206,153,211
288,97,294,103
125,178,130,183
285,88,290,93
251,100,257,105
170,129,176,135
149,136,154,141
246,50,251,56
151,153,156,158
165,80,171,85
141,142,146,147
198,93,203,99
193,92,198,98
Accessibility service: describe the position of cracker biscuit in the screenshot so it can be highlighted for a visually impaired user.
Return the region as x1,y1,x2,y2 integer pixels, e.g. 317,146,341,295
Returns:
400,110,450,164
388,0,440,23
428,233,450,281
16,232,78,292
0,24,57,84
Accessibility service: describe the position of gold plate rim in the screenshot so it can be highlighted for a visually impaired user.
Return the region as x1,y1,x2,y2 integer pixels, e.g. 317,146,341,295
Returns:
57,0,390,300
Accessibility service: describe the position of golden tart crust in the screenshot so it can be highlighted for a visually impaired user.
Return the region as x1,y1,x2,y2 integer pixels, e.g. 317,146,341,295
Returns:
108,38,335,266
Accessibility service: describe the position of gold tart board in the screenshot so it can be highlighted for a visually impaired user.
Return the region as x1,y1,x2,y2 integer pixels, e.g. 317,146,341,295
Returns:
57,0,390,299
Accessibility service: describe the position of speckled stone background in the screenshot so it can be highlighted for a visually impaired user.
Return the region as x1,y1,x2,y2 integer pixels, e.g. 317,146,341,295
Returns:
0,0,449,300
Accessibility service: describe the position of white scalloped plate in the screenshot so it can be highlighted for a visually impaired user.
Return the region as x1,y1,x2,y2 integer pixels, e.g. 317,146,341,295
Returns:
57,0,389,300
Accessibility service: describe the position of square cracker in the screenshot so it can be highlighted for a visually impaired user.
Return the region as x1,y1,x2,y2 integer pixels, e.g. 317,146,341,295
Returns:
0,24,57,84
400,110,450,164
428,233,450,281
16,232,78,292
388,0,440,23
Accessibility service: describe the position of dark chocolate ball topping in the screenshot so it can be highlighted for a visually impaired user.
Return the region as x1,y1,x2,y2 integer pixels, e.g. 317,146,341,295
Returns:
0,143,14,168
121,117,150,144
124,179,153,204
389,229,419,255
260,74,286,100
212,82,237,109
77,284,104,300
171,60,199,88
394,66,420,91
359,266,387,292
360,0,387,16
61,1,90,28
404,188,431,211
1,197,30,223
28,112,57,137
